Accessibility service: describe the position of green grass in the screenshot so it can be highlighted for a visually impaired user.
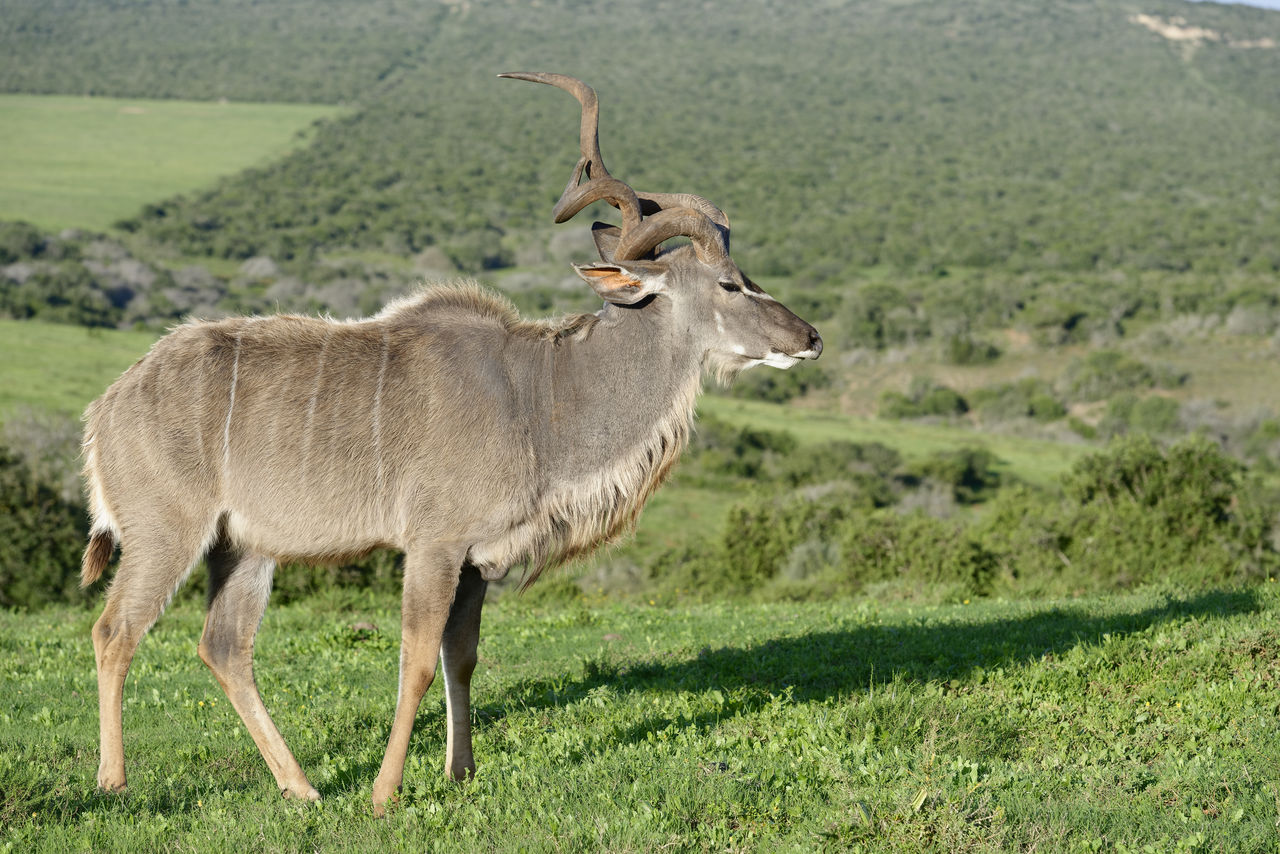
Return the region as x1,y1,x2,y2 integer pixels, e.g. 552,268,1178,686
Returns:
0,319,157,419
3,583,1277,851
0,95,341,232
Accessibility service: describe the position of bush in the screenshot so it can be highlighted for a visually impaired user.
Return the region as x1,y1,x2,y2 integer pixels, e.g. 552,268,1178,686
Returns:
773,440,901,498
942,334,1001,365
1099,393,1182,437
969,379,1066,423
660,433,1279,605
880,377,969,419
837,511,997,600
1059,350,1187,403
0,221,46,264
905,447,1004,504
663,482,996,602
269,550,403,605
684,417,798,483
727,363,830,403
721,485,867,593
0,444,90,610
979,435,1278,594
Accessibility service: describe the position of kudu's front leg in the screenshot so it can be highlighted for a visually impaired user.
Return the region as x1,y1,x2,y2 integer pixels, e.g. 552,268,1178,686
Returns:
372,547,464,815
441,562,487,781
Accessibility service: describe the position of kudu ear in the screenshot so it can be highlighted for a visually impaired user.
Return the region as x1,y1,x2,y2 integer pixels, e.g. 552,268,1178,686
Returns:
573,260,668,305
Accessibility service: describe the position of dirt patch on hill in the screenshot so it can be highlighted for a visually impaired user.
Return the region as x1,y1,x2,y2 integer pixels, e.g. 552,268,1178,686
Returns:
1129,13,1276,50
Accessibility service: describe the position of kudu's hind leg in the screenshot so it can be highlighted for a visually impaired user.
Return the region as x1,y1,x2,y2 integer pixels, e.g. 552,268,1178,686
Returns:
441,562,487,781
92,527,208,792
372,546,464,814
199,540,318,801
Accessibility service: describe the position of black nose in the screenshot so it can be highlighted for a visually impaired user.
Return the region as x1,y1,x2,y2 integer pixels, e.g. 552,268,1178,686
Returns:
808,329,823,357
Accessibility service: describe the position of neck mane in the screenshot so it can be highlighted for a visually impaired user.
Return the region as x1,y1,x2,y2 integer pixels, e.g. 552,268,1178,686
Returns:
516,297,705,586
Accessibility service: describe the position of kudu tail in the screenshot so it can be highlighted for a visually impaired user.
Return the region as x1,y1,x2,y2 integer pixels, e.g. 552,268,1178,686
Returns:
81,529,116,587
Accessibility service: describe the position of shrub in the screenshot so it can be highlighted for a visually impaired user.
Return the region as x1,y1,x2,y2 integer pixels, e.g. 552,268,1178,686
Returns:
772,440,901,498
969,379,1065,423
0,221,45,264
727,363,830,403
1059,350,1187,403
0,444,91,610
904,447,1003,504
942,334,1001,365
721,485,866,593
270,550,403,605
1100,393,1181,437
684,417,798,483
837,511,997,600
880,377,969,419
693,483,996,602
979,435,1278,595
1062,434,1237,519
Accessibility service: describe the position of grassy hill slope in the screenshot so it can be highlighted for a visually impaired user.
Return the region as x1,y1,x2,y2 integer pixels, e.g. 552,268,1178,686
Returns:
4,0,1280,281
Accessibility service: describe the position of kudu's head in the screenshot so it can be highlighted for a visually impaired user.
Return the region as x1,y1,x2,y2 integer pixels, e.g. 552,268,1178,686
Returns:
500,72,822,378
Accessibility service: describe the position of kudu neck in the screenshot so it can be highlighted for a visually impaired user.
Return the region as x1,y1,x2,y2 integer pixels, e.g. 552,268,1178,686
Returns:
533,298,702,479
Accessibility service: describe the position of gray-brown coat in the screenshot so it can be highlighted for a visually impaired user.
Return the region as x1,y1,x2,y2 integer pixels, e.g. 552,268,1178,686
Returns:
81,74,821,813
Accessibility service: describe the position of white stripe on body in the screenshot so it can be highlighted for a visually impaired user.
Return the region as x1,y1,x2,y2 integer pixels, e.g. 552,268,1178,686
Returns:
372,329,390,492
222,331,243,478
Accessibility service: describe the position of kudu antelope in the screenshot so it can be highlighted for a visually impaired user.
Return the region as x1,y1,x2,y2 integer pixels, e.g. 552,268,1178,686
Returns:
80,72,822,812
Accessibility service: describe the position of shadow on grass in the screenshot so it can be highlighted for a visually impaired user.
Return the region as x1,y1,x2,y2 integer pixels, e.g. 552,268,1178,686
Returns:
37,588,1258,813
482,587,1262,749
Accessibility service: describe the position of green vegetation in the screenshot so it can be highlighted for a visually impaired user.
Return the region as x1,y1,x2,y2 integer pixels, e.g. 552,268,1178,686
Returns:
0,95,339,232
0,319,154,417
880,377,971,420
1059,350,1188,404
2,585,1277,850
3,0,1280,283
0,444,88,609
652,435,1278,605
969,379,1066,424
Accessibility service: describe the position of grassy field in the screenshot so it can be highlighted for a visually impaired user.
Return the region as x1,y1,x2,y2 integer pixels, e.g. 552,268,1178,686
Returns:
0,319,157,418
1,584,1276,851
0,95,340,232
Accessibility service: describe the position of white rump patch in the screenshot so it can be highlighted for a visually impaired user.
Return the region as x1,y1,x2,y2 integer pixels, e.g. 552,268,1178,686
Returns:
83,441,122,538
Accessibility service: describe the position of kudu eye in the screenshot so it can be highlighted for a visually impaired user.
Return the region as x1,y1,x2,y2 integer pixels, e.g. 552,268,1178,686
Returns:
718,279,741,294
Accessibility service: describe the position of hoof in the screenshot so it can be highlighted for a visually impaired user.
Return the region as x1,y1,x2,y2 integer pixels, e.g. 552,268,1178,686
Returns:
281,786,321,802
445,765,476,783
97,775,127,794
371,791,399,818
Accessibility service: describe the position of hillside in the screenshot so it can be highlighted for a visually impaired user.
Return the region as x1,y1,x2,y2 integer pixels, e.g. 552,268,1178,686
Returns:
3,0,1280,283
